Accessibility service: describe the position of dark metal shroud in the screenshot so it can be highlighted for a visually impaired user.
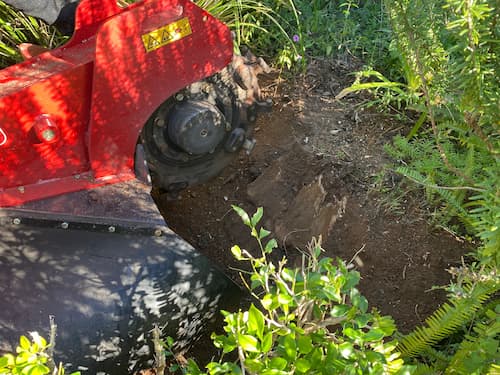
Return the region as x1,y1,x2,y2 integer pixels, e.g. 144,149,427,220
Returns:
0,182,241,374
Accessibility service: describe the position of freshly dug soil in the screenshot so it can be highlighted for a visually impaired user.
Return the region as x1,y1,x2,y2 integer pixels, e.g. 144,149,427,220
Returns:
155,58,468,353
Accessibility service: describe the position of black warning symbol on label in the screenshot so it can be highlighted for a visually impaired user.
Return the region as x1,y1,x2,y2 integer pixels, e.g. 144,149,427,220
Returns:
147,35,162,50
161,29,175,43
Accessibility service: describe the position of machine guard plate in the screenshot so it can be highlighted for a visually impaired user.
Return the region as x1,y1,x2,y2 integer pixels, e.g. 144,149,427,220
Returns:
0,182,241,373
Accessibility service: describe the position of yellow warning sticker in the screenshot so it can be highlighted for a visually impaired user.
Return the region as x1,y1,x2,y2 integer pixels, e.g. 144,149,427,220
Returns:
142,17,192,53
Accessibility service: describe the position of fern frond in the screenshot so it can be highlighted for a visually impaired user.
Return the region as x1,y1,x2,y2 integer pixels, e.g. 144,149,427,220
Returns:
395,166,427,185
444,305,500,375
397,281,499,358
410,363,440,375
423,346,452,371
435,188,468,216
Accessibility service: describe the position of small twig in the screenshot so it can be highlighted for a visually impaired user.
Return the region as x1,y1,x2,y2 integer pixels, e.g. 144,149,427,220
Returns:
436,224,466,242
217,208,234,222
303,316,347,334
348,244,366,266
223,171,238,185
152,325,166,375
282,228,309,255
296,300,315,328
263,316,289,330
414,304,422,324
466,112,498,155
238,345,247,375
340,146,353,160
379,125,404,137
274,272,295,298
47,316,57,372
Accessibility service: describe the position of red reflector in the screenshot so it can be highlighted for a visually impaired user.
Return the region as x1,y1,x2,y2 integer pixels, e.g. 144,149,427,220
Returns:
33,114,60,144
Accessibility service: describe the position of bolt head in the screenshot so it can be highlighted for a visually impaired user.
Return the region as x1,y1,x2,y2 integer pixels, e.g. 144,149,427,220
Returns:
154,117,165,127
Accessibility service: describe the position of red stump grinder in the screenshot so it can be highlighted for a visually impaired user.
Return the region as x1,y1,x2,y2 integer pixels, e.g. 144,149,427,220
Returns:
0,0,270,372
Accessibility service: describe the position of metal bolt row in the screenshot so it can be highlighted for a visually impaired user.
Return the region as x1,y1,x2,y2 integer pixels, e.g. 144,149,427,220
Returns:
11,217,164,237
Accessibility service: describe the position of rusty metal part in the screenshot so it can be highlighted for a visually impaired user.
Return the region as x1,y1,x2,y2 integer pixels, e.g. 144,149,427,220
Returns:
231,50,271,105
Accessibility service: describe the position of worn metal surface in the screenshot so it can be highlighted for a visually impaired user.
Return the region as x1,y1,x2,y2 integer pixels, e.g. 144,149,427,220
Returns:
6,180,165,230
0,182,241,374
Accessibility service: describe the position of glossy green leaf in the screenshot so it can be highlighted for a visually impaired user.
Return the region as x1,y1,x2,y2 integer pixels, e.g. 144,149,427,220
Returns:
365,350,386,364
261,294,275,311
19,336,31,351
297,335,313,354
282,335,296,360
281,269,296,283
0,356,8,368
339,342,354,359
259,228,271,239
251,207,263,226
269,357,287,370
351,289,368,313
231,245,243,260
295,358,311,373
25,363,49,375
238,334,259,353
343,327,363,341
261,332,273,353
343,271,361,291
248,304,265,340
250,274,264,289
245,358,264,372
331,304,350,317
15,351,30,364
2,354,15,367
232,205,251,226
277,294,293,305
310,347,323,363
264,239,278,254
364,328,386,342
166,336,174,347
355,313,372,328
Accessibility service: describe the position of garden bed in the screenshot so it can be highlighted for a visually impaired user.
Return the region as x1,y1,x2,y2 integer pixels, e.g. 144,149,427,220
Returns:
156,58,469,339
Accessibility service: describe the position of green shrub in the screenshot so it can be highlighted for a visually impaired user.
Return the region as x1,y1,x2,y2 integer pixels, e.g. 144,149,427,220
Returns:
0,332,79,375
157,208,498,375
336,1,500,372
340,0,499,264
288,0,390,63
161,207,409,374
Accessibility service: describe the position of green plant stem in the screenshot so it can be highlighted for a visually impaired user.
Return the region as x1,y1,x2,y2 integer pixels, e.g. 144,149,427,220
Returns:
401,173,486,193
47,316,57,372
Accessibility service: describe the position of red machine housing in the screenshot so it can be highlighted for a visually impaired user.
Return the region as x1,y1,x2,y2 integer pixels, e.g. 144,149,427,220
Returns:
0,0,233,207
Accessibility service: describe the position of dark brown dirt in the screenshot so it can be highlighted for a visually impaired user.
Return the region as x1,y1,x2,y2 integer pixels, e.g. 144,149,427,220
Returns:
155,58,468,336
